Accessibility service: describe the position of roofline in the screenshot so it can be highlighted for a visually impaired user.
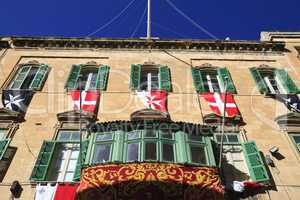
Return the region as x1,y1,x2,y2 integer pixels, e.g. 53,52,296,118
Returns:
261,31,300,41
0,36,285,53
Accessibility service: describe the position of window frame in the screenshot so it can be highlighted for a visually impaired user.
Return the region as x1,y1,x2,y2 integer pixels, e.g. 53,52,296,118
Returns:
65,64,110,91
7,63,49,91
289,133,300,153
91,132,115,164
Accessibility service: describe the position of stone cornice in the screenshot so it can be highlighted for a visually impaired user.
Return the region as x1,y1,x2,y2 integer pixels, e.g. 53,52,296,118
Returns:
0,36,285,53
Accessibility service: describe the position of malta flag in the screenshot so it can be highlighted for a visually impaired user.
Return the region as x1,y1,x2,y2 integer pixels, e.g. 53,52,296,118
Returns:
70,90,100,113
137,90,167,112
201,92,239,117
35,183,79,200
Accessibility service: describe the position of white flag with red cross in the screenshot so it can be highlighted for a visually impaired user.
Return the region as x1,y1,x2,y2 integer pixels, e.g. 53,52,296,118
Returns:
137,90,167,113
200,92,239,117
70,90,100,113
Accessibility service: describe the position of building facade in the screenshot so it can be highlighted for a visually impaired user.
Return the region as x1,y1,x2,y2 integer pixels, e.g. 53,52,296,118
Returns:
0,32,299,199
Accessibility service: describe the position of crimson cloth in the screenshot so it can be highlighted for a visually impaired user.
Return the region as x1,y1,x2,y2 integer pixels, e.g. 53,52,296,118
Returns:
200,92,239,117
70,90,100,113
53,183,79,200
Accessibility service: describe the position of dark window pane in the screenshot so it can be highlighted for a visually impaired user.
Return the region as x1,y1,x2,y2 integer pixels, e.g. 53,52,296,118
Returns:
293,135,300,144
161,131,172,139
145,143,157,160
188,134,203,142
140,68,159,90
162,143,174,161
190,145,206,164
80,67,98,90
128,131,140,140
127,143,139,161
216,135,227,143
21,67,39,89
96,134,113,141
93,144,111,163
227,135,239,143
145,129,156,137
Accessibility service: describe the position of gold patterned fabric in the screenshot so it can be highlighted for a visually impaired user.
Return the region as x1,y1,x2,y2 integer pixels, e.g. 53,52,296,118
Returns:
77,163,224,200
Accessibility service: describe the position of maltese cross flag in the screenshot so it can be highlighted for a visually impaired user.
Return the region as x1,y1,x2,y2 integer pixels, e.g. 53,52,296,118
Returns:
70,90,100,113
201,92,239,117
137,90,167,112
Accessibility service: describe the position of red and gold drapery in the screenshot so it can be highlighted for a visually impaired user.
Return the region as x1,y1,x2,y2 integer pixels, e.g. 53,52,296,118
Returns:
77,163,224,200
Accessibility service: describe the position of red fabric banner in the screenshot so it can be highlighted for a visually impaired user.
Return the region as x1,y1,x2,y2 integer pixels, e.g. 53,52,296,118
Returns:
53,183,79,200
137,90,167,112
201,92,239,117
76,163,224,200
70,90,100,113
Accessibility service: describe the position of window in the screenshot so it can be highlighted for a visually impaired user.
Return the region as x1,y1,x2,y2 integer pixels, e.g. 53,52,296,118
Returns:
295,46,300,58
250,66,299,95
289,133,300,153
215,133,249,184
130,64,171,92
92,133,114,164
0,129,10,160
65,64,110,91
191,66,236,94
8,64,49,90
30,129,89,182
186,134,207,165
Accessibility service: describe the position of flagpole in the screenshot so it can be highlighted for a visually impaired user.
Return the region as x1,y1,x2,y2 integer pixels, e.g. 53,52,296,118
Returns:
78,75,83,170
218,77,228,169
147,0,151,40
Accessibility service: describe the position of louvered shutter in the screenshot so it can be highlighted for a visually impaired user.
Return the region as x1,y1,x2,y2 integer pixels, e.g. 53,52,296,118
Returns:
191,67,205,93
249,68,269,95
73,139,90,181
30,64,50,90
217,68,237,93
242,141,269,182
9,66,31,89
30,141,56,181
159,66,171,92
0,139,11,160
275,69,299,94
65,65,81,90
130,64,141,90
96,65,110,91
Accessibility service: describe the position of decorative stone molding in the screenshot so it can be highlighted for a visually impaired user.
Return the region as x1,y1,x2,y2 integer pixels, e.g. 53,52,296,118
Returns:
130,109,170,121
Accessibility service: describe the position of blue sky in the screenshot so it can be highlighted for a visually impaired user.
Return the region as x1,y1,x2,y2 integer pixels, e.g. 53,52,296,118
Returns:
1,0,300,40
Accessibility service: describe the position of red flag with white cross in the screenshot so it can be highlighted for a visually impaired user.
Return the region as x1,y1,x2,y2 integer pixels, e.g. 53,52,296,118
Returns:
200,92,239,117
137,90,167,112
70,90,100,113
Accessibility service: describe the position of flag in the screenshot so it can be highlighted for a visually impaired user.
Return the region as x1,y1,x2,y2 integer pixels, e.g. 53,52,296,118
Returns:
137,90,167,112
53,183,79,200
201,92,239,117
35,183,57,200
2,89,34,114
272,94,300,113
232,181,263,193
70,90,100,113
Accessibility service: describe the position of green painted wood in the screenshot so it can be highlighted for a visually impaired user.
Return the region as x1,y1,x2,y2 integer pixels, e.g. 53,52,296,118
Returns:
130,64,141,90
275,69,299,94
73,139,90,181
96,65,110,91
65,65,81,90
242,141,270,182
30,141,56,181
249,67,269,95
30,64,49,90
217,67,237,93
159,66,171,92
191,67,205,93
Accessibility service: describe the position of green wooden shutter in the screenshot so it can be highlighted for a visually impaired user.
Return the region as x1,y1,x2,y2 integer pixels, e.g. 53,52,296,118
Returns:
242,141,269,182
9,66,31,89
65,65,81,90
191,67,205,93
30,141,56,181
275,69,299,94
30,64,49,90
0,139,11,160
130,64,141,90
96,65,110,91
217,68,237,93
249,67,269,95
159,66,171,92
73,139,90,181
